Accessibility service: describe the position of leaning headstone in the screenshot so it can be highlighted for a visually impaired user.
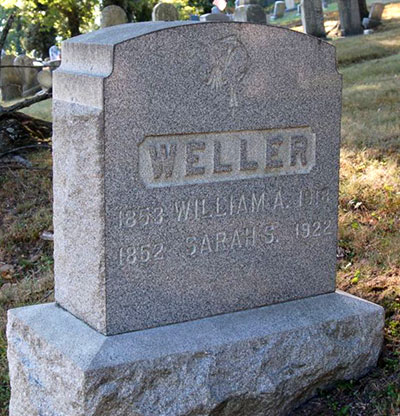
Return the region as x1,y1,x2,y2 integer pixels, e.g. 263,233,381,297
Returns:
8,22,384,416
234,0,267,23
14,55,41,97
362,2,385,29
100,5,128,28
0,54,22,101
152,3,179,21
271,1,286,19
301,0,326,38
338,0,363,36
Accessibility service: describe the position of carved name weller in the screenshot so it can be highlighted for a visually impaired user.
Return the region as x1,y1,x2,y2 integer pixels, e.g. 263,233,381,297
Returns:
139,127,316,187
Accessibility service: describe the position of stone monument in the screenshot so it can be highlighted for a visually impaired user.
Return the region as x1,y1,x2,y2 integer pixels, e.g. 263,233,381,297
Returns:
338,0,363,36
100,5,128,28
0,54,21,101
14,54,41,97
271,1,286,19
152,3,179,21
362,2,385,29
234,0,267,23
7,21,384,416
301,0,326,38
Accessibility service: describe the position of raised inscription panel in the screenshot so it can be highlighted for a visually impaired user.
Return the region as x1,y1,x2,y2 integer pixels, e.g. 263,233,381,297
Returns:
139,127,316,187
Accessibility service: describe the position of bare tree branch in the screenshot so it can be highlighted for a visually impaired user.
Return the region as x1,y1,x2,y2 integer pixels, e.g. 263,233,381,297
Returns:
0,91,52,114
0,12,15,54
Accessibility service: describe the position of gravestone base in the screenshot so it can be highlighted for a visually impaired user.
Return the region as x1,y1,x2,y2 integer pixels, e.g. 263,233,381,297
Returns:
8,291,383,416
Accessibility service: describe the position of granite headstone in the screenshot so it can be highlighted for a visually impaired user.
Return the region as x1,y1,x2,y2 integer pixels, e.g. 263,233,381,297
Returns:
100,5,128,28
301,0,326,38
338,0,363,36
0,55,21,101
14,55,41,97
7,22,384,416
362,2,385,29
234,4,267,23
272,1,286,19
49,22,345,336
152,3,179,21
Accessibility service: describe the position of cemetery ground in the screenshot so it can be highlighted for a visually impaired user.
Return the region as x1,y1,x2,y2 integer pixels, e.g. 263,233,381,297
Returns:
0,8,400,416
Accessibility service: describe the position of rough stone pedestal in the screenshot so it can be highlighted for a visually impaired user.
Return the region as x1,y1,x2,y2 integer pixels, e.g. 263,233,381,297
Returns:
8,291,383,416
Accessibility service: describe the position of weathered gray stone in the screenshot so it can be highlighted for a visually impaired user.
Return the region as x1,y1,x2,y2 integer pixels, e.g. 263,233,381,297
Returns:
338,0,363,36
100,5,128,28
369,2,385,20
7,292,384,416
301,0,326,38
362,3,385,29
272,1,285,19
14,55,41,97
53,22,341,336
234,5,266,23
152,3,179,21
0,54,22,101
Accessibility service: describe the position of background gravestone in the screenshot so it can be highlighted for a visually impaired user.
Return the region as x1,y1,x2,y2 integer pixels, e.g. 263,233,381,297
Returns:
7,22,384,416
100,5,128,28
14,55,41,97
363,2,385,29
0,55,22,101
338,0,363,36
271,1,286,19
234,0,267,23
301,0,326,38
152,3,179,21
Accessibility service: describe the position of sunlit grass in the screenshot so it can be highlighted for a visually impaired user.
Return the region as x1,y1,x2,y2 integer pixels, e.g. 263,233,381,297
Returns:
1,97,52,122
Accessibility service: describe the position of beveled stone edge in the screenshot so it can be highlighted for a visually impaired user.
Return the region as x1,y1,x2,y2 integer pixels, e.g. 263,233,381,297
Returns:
7,291,384,372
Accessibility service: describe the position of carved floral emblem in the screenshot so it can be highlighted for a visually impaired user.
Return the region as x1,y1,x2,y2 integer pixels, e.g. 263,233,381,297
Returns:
206,35,250,117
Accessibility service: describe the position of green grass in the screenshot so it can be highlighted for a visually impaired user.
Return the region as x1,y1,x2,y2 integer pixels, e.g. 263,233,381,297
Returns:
293,4,400,415
20,98,52,122
1,97,52,122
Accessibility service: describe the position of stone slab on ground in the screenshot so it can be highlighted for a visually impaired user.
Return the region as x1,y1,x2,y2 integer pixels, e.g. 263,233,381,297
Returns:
53,22,342,336
7,291,384,416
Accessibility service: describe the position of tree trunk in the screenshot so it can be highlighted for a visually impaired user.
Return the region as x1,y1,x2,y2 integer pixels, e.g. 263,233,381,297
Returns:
0,12,15,54
66,5,81,37
358,0,369,20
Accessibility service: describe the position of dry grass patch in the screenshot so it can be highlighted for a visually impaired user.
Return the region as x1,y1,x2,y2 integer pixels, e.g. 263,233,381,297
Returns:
0,149,53,415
